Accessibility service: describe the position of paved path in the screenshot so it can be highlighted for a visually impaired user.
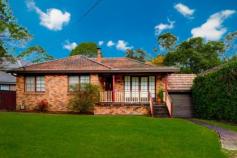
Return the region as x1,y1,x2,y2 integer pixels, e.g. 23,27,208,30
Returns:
190,119,237,151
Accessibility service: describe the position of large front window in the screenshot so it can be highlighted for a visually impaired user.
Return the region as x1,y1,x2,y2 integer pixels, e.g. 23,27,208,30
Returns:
124,76,156,101
25,76,45,92
68,75,90,91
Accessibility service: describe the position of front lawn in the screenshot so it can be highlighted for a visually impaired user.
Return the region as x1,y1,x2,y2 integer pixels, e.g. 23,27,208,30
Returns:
0,112,226,158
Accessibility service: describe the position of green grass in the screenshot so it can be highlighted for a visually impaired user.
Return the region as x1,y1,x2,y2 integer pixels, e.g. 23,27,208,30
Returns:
0,112,226,158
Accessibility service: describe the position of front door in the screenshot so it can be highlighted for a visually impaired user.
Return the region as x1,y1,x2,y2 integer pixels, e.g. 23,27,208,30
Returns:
104,76,113,91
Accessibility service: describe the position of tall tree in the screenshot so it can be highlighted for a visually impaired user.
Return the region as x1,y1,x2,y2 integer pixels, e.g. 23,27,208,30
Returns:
164,37,224,73
17,46,54,63
157,32,177,51
0,0,31,57
125,49,147,62
70,42,98,57
0,0,53,63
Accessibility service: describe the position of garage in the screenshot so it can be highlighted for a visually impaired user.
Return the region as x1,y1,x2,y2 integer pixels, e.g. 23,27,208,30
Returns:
167,74,196,118
170,92,193,118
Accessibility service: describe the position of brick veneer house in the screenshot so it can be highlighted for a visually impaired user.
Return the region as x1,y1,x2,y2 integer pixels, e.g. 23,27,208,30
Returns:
9,49,196,117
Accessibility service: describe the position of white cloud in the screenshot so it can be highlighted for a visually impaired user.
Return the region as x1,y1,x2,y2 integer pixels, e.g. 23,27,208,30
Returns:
154,19,175,35
98,41,104,46
63,41,77,51
26,0,71,31
191,10,236,41
107,40,115,47
174,3,195,18
116,40,133,51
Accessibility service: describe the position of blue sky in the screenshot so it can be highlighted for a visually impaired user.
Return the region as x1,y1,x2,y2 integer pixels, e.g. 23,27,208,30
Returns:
9,0,237,58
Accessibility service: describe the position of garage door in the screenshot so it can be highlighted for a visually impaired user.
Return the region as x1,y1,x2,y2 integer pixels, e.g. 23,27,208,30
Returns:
170,92,193,118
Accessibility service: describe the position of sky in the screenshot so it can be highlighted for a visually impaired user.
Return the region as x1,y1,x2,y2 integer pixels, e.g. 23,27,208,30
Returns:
9,0,237,59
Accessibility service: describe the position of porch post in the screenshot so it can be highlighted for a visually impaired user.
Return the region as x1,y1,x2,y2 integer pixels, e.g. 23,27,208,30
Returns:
112,75,115,102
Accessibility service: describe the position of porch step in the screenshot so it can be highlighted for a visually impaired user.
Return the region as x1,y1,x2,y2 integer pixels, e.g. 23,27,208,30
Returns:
152,105,170,118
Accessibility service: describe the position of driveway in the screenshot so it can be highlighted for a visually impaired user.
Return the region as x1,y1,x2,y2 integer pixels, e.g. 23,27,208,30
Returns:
191,119,237,151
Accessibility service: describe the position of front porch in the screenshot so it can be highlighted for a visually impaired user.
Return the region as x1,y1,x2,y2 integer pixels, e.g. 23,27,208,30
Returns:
95,74,173,116
97,74,167,104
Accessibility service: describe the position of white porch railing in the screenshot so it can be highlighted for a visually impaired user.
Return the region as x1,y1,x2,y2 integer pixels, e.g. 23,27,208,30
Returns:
100,91,150,103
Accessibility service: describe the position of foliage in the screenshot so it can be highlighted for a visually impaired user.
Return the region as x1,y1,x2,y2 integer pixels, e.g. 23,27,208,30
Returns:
69,84,100,113
192,61,237,122
36,99,48,112
125,49,147,62
157,32,177,50
157,89,164,102
17,46,54,63
0,1,53,63
151,55,165,65
164,37,224,73
70,42,98,57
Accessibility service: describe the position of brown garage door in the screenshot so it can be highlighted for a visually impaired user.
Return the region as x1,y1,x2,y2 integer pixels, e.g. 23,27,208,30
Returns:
170,92,193,118
0,91,16,110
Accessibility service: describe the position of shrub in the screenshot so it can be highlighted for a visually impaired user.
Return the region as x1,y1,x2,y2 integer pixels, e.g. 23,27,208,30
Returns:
37,99,48,112
192,61,237,122
157,89,164,102
69,84,100,113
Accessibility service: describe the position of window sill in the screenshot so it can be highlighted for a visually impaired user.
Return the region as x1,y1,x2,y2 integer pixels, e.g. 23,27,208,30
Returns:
24,92,45,95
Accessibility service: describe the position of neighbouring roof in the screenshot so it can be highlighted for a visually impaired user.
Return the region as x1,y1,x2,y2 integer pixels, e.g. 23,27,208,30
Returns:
8,55,180,74
167,74,197,92
0,71,16,84
0,58,30,84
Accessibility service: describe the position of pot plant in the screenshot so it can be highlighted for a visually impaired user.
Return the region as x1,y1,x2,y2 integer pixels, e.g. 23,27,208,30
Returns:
157,89,164,104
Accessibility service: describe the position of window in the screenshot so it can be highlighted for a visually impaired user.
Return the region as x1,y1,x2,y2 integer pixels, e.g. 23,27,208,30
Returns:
69,76,79,91
36,76,45,92
149,76,155,98
25,76,45,92
0,85,16,91
68,75,90,91
0,85,10,91
26,76,35,92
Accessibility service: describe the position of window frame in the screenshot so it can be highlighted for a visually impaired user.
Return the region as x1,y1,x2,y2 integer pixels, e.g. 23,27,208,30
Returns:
68,75,90,92
124,75,156,99
25,76,45,93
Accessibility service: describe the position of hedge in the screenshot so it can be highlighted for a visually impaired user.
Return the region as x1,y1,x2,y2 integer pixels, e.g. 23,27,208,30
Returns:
192,61,237,122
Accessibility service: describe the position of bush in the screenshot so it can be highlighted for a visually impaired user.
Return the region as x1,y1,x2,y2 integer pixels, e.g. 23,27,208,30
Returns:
69,84,100,113
192,61,237,122
37,99,48,112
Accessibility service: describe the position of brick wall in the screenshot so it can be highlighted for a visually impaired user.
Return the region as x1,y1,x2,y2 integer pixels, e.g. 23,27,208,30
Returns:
16,73,166,112
16,74,102,112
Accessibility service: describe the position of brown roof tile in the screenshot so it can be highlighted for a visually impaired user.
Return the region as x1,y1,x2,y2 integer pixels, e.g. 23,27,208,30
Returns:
9,55,180,73
168,74,197,92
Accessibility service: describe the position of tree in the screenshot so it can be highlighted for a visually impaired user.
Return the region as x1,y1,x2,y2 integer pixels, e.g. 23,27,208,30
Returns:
70,42,98,57
125,49,147,62
157,32,177,51
151,55,165,65
224,31,237,60
0,0,53,63
0,0,31,58
164,37,224,73
17,46,54,63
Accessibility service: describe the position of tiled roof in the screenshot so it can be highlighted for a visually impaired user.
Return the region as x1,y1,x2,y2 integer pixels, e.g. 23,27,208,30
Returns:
9,55,180,73
167,74,197,92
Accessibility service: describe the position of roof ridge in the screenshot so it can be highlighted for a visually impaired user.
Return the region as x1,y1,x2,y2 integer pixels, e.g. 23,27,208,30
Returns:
80,56,113,69
19,55,76,69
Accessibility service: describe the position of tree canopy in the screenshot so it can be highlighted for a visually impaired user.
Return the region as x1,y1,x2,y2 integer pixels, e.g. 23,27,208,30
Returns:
157,32,177,51
125,49,147,62
70,42,98,57
0,0,53,63
164,37,224,73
